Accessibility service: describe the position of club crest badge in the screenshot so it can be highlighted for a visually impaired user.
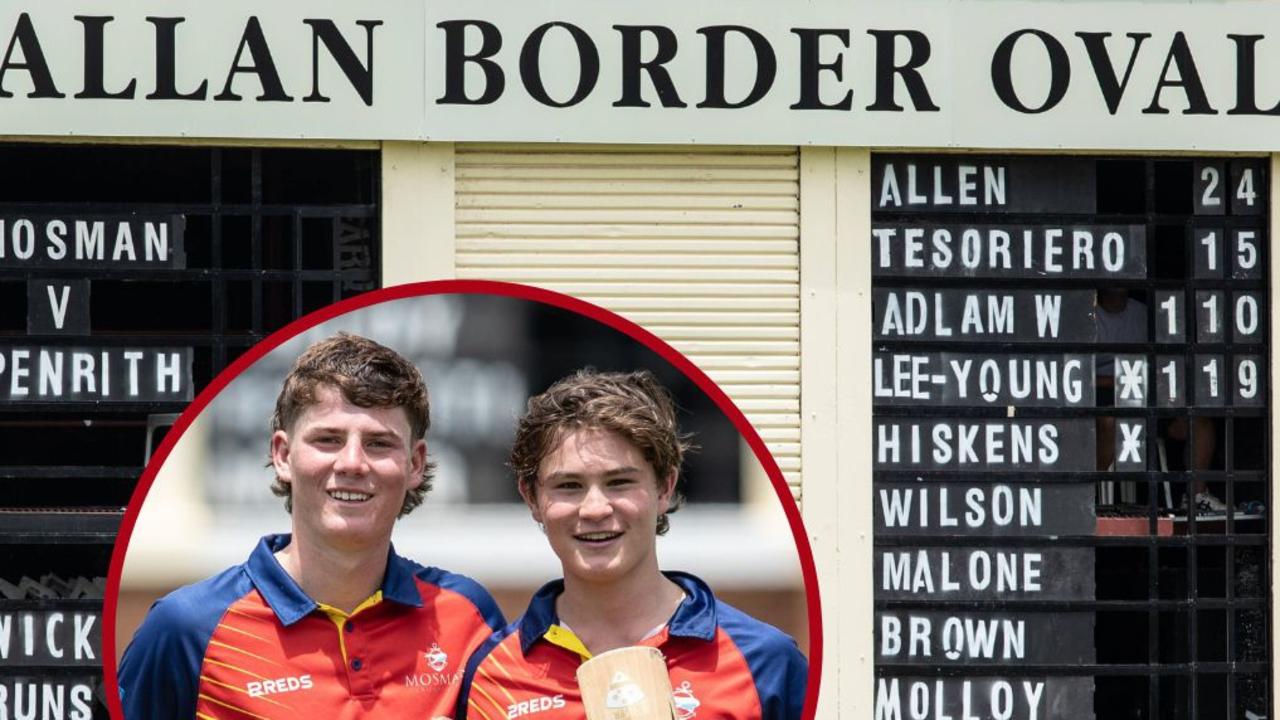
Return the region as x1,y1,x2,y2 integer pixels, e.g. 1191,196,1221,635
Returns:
425,642,448,672
672,681,700,719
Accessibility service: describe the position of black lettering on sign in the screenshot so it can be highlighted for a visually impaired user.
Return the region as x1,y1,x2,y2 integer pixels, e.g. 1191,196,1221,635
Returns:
1194,354,1225,407
1232,227,1263,279
337,219,376,292
1154,291,1185,344
872,156,1095,213
873,481,1095,537
1193,160,1227,215
0,676,97,719
872,223,1145,278
1113,419,1147,470
0,214,184,269
1194,290,1225,343
1232,291,1263,344
874,419,1095,472
1233,355,1265,407
872,352,1095,407
0,609,99,666
873,289,1095,343
1192,225,1224,278
876,611,1094,665
1229,160,1264,216
873,676,1094,720
1155,355,1185,408
874,547,1094,600
0,346,192,402
27,279,90,335
1110,354,1148,408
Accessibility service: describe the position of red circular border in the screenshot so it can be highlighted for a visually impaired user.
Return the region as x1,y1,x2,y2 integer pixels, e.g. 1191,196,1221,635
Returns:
103,279,823,719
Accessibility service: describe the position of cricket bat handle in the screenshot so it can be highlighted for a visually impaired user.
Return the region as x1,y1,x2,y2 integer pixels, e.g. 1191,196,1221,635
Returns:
576,646,676,720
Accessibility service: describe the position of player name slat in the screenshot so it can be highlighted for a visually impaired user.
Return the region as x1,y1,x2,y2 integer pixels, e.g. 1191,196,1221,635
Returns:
875,547,1095,601
876,611,1095,665
872,223,1145,278
872,156,1096,214
873,352,1095,407
874,418,1095,472
874,482,1095,537
873,676,1094,720
874,289,1096,343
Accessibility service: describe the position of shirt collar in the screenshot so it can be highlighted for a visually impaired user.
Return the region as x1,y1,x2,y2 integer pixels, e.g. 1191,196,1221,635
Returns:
519,571,717,655
245,533,423,626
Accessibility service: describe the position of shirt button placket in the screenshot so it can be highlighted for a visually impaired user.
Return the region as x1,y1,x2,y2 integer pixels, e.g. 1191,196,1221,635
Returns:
345,619,373,695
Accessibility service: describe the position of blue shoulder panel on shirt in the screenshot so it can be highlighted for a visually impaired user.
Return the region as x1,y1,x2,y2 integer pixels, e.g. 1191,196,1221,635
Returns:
415,564,507,632
117,564,255,720
456,622,521,720
717,600,810,720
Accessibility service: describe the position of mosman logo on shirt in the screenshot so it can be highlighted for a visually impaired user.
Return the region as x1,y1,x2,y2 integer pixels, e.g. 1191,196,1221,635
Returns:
404,641,464,690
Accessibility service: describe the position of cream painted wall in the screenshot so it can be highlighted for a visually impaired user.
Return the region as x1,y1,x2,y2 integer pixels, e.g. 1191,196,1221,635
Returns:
382,142,456,284
799,148,872,720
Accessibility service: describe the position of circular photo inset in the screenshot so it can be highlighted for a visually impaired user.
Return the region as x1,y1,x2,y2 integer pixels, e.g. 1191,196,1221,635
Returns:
107,281,819,720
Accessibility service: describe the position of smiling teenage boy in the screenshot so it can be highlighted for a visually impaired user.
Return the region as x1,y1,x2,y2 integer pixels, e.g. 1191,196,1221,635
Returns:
119,333,504,719
458,369,807,720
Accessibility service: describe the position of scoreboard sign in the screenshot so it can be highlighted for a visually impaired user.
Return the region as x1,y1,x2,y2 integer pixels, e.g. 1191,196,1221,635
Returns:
876,611,1095,665
0,676,97,719
0,215,185,269
0,210,190,718
872,154,1113,720
873,224,1146,279
873,352,1096,407
873,288,1097,343
0,346,191,402
5,213,193,403
874,676,1095,720
874,482,1096,537
0,609,100,666
875,546,1094,601
873,418,1096,472
873,153,1271,718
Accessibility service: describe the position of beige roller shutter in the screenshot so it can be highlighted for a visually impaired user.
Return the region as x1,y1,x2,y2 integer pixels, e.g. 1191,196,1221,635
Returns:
455,144,802,502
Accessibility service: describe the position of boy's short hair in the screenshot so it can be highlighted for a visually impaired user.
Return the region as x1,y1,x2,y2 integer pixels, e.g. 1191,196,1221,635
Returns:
268,332,434,516
510,369,693,535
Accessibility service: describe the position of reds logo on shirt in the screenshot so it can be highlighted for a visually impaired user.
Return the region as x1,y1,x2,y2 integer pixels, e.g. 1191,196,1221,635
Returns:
508,694,567,718
246,674,313,698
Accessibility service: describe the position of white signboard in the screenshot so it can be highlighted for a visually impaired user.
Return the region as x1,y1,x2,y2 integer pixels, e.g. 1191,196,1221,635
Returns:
0,2,422,140
3,1,1280,149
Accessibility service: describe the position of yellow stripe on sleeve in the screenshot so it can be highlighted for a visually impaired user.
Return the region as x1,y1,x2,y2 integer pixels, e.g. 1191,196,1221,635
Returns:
471,670,513,716
207,640,285,667
479,657,519,704
467,698,496,720
216,623,270,643
202,658,273,682
198,693,275,720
